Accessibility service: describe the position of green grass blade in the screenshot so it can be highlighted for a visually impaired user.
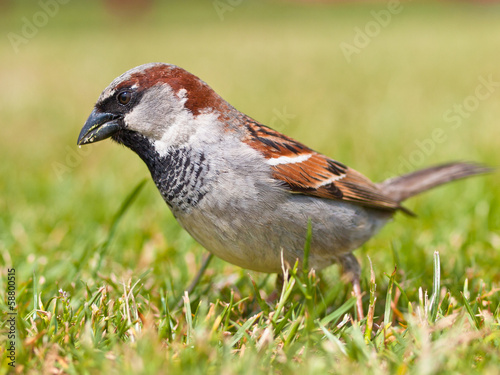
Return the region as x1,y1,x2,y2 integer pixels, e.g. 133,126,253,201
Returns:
383,269,396,330
183,291,193,345
461,292,480,330
93,179,147,275
319,323,347,356
249,273,269,315
319,297,357,327
229,313,261,348
428,251,441,323
364,257,377,344
32,270,38,311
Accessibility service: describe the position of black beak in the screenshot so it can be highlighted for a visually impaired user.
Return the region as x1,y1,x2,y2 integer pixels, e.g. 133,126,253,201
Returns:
77,109,122,145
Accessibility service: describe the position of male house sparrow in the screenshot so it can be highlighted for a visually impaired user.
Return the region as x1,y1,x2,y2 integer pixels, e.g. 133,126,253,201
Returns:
78,63,488,317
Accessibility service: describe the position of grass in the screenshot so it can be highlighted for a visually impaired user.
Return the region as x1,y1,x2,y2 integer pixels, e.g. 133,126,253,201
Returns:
1,1,500,373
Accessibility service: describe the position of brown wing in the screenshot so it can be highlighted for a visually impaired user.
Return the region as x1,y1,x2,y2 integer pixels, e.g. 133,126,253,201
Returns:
242,117,404,213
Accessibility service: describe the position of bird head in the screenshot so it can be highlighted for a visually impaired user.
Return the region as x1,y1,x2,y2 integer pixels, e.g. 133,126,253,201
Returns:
77,63,234,149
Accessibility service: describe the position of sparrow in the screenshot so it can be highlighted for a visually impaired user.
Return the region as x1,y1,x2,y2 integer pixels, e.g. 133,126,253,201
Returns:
78,62,489,317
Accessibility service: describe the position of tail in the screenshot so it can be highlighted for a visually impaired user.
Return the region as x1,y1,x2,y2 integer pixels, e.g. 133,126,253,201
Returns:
379,162,492,203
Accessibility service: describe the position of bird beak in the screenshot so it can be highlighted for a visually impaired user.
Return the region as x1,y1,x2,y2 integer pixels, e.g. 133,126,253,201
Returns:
77,109,121,145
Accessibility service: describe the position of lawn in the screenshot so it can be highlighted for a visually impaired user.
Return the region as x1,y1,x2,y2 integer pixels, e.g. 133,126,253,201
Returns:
1,1,499,374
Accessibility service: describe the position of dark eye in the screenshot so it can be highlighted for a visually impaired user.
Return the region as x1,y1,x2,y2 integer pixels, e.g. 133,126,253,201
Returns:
117,91,132,105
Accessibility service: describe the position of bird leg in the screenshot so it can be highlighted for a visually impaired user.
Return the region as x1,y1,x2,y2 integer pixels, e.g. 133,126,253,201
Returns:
339,253,364,320
265,273,286,304
276,272,285,291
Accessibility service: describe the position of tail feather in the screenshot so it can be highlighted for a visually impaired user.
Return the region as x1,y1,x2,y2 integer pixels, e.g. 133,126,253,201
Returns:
379,162,492,203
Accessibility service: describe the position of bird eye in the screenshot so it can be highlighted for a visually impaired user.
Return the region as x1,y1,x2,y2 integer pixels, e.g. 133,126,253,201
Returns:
117,91,132,105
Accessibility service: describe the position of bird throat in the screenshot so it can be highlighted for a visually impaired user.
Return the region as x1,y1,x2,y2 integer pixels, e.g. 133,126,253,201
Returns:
112,130,210,212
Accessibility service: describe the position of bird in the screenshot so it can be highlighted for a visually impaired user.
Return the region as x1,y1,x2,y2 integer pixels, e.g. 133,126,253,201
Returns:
78,62,489,318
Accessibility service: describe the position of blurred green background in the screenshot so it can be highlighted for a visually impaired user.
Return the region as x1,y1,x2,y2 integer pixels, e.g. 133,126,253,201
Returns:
1,1,500,373
1,0,499,286
1,0,500,324
2,0,500,288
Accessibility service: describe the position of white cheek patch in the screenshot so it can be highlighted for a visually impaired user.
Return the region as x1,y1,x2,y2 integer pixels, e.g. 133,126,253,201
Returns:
267,153,312,166
123,83,180,138
152,112,221,157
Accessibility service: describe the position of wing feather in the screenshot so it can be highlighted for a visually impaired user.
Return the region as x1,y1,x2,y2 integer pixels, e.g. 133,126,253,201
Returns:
242,118,404,212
